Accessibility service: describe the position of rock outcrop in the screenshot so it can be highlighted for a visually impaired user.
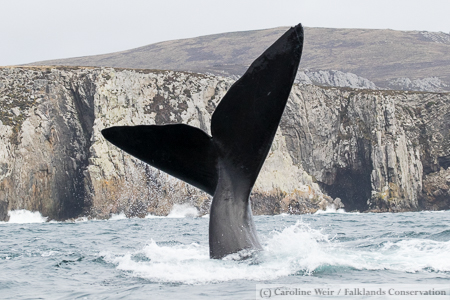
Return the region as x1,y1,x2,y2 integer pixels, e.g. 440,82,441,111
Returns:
296,70,450,93
0,66,449,220
384,77,449,93
296,70,378,90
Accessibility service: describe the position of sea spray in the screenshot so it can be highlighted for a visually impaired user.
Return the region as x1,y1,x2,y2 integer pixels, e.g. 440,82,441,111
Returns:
109,212,127,220
6,210,48,223
167,204,199,218
314,205,347,214
103,221,338,283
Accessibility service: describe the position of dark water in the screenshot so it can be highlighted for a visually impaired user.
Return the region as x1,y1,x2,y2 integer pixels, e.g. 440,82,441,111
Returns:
1,209,449,299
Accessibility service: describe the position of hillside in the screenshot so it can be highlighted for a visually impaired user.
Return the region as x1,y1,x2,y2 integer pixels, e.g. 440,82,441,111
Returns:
27,27,450,91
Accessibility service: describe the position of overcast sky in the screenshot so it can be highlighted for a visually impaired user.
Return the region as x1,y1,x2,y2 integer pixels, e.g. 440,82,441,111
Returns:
2,0,449,66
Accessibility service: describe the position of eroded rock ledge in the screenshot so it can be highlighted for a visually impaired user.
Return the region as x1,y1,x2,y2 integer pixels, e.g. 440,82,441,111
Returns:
0,66,448,220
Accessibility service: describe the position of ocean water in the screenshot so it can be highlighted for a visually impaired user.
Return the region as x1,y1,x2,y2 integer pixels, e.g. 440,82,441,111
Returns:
1,208,449,299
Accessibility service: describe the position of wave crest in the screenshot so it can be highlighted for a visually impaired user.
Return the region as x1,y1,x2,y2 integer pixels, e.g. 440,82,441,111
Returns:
6,210,48,223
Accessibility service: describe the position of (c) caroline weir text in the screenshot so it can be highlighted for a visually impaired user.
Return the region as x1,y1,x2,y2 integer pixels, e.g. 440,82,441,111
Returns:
256,284,449,299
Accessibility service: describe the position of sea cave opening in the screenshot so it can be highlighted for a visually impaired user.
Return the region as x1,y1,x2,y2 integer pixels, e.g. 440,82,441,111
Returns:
320,167,372,212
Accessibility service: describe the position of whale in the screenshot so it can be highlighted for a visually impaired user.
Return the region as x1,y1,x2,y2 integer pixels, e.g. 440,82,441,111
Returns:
101,24,304,259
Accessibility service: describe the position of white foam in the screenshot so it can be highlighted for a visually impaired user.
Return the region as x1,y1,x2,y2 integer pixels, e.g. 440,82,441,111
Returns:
7,210,48,223
167,204,198,218
103,221,336,283
144,214,164,219
329,239,450,274
41,250,59,257
109,212,127,220
314,205,347,214
275,213,290,217
372,239,450,272
103,220,450,284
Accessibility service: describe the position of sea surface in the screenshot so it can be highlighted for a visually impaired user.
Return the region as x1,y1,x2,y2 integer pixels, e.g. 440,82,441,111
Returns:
1,207,449,299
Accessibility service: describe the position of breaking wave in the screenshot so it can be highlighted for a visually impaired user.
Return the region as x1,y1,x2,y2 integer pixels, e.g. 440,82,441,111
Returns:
167,204,199,218
109,212,127,220
314,205,347,214
102,220,450,284
2,210,48,223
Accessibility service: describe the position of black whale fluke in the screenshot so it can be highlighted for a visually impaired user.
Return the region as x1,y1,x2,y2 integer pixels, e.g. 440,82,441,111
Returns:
102,24,304,259
101,124,218,195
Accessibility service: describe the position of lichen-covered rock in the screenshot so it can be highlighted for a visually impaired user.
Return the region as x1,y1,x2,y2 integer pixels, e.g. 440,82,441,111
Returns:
421,164,450,211
0,66,449,220
386,77,449,92
0,200,8,221
0,67,93,220
296,70,378,90
0,66,331,220
283,85,449,212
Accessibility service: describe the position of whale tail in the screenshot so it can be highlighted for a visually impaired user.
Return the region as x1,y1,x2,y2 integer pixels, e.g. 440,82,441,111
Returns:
102,24,303,194
102,24,304,259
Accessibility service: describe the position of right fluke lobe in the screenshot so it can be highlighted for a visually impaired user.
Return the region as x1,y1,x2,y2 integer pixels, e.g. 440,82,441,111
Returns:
210,24,304,188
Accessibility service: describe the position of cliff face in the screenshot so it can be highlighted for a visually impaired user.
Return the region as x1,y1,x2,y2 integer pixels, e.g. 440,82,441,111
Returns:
286,86,450,212
0,67,449,220
0,67,92,220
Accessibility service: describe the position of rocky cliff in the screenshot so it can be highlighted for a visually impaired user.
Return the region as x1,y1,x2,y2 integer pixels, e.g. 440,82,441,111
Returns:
0,66,449,220
286,85,450,212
